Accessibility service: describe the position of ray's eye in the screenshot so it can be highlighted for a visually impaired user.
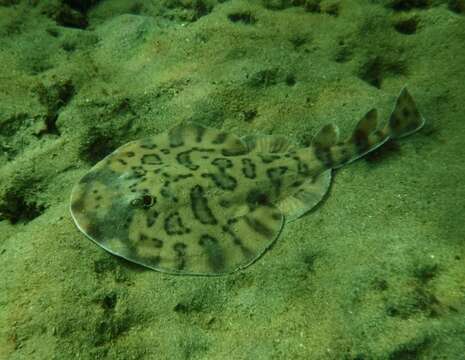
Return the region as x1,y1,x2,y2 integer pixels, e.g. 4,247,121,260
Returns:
130,194,155,208
142,194,154,207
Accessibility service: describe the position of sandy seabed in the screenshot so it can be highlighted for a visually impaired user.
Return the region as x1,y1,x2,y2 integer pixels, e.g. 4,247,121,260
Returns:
1,1,464,359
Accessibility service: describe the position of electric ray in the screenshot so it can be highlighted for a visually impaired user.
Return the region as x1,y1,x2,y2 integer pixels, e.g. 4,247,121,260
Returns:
70,87,425,276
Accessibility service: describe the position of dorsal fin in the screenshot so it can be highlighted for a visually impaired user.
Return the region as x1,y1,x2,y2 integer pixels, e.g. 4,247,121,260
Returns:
351,108,378,142
386,87,425,138
350,108,380,153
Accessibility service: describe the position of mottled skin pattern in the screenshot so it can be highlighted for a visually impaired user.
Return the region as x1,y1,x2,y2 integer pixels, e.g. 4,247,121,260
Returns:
70,88,425,275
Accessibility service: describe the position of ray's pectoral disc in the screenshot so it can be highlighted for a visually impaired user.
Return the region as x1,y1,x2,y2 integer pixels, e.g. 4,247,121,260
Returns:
70,124,293,276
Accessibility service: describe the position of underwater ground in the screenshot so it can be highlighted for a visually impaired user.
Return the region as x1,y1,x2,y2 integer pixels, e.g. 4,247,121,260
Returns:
1,0,464,359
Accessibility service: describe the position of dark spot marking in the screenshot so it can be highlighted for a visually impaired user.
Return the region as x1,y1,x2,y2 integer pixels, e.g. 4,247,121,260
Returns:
173,173,194,182
211,157,233,169
190,185,217,225
246,189,270,208
241,158,256,179
352,129,370,154
141,153,162,165
117,158,128,165
164,212,190,235
71,198,84,213
221,142,248,156
266,166,288,182
202,172,237,191
402,107,410,118
152,238,163,248
198,147,216,153
390,113,403,132
173,242,187,270
160,148,170,154
199,234,226,272
243,215,274,238
146,210,159,227
125,151,135,157
176,150,199,170
339,146,352,164
222,223,255,259
222,224,238,242
266,166,288,195
313,147,334,167
291,180,303,188
160,188,178,203
130,166,147,178
140,142,157,150
212,132,228,144
291,156,311,176
258,154,281,163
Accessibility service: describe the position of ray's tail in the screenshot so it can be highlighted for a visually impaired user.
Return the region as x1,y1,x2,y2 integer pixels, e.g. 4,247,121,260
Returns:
312,87,426,169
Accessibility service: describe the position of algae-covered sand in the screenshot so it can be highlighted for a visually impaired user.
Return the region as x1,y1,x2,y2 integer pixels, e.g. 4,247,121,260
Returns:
1,0,464,359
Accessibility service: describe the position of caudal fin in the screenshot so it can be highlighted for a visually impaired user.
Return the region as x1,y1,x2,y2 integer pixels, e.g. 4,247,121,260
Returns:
386,87,426,138
311,87,425,170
